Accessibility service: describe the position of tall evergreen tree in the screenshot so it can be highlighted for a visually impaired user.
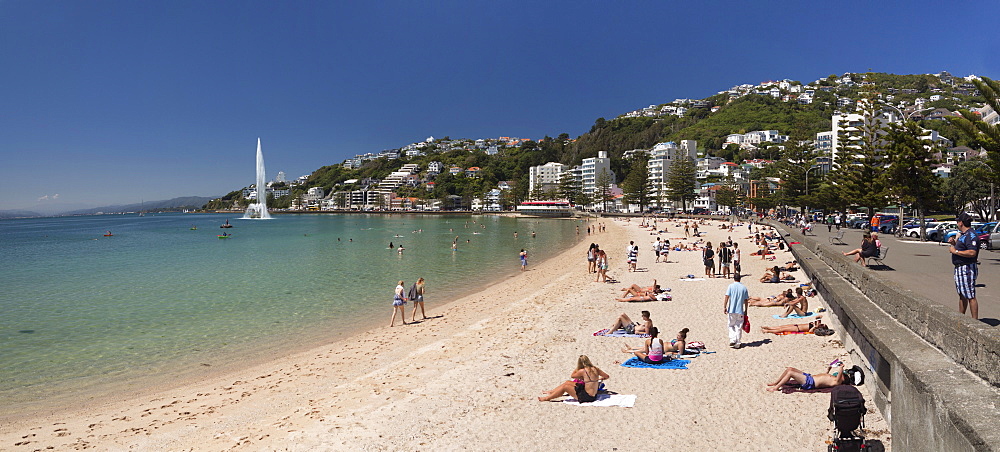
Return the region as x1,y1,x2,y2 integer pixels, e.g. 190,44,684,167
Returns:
830,87,890,215
884,121,939,239
595,168,614,212
622,156,652,211
666,156,698,212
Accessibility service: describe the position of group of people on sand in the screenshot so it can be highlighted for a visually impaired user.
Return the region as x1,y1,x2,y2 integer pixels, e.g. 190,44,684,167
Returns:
749,287,812,318
701,241,739,279
538,217,859,402
389,278,428,326
587,243,611,282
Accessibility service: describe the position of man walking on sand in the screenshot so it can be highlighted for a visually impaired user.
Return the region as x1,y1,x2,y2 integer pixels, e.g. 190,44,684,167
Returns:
949,213,980,319
724,273,750,349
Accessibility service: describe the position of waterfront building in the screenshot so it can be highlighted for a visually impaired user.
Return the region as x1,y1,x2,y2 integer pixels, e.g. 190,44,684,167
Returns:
581,151,615,200
528,162,566,196
647,140,697,208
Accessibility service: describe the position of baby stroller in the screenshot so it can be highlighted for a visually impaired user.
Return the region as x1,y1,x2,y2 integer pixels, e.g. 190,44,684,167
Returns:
827,384,868,451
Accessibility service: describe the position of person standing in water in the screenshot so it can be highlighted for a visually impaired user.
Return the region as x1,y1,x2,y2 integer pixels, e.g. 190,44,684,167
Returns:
520,249,528,271
410,278,427,321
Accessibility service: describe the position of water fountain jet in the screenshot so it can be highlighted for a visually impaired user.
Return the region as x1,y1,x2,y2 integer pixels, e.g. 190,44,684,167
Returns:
243,138,272,219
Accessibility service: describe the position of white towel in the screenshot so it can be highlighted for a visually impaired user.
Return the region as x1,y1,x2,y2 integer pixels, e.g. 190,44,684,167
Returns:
562,394,636,407
679,278,706,282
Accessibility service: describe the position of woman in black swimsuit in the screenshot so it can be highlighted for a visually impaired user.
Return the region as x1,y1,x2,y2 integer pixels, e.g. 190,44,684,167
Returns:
538,355,610,402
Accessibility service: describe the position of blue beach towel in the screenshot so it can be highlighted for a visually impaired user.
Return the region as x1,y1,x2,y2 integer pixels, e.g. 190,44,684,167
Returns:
620,357,690,369
772,312,817,320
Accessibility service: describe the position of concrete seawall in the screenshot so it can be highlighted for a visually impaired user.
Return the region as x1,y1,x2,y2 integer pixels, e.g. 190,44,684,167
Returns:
772,223,1000,451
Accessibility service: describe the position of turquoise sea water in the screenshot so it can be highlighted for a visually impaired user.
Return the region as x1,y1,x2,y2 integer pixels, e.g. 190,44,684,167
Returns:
0,213,581,410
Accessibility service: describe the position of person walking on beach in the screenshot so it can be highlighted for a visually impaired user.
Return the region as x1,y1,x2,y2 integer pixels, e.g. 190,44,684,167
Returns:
684,222,690,237
719,243,733,279
626,241,638,272
520,249,528,271
949,213,980,319
732,242,741,277
595,250,609,282
587,243,598,273
409,277,427,322
390,280,408,327
724,273,750,349
703,241,715,278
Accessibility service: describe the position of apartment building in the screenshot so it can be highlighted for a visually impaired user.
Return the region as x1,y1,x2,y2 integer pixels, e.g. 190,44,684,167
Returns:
528,162,566,195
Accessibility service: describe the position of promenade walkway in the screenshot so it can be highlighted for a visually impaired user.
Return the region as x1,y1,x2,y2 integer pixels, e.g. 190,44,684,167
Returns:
794,223,999,325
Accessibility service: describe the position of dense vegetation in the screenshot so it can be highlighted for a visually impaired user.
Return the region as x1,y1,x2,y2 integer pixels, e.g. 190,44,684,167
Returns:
203,72,996,214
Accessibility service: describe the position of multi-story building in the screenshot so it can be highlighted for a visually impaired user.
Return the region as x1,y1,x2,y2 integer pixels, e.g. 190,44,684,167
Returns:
647,140,697,208
815,131,834,156
581,151,616,199
528,162,566,196
377,164,420,194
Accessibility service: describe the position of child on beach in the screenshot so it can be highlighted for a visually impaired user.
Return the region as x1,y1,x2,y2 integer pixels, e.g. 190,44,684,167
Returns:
519,249,528,271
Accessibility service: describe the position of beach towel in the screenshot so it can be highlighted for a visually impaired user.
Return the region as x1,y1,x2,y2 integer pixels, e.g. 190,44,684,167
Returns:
772,312,818,320
593,328,650,338
562,394,637,407
771,331,814,335
679,278,706,282
620,357,690,369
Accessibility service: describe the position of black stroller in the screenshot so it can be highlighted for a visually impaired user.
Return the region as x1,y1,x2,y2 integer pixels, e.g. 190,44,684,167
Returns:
827,384,868,451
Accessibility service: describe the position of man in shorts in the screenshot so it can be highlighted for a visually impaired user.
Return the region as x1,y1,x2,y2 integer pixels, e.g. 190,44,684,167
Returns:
766,362,846,392
949,213,980,319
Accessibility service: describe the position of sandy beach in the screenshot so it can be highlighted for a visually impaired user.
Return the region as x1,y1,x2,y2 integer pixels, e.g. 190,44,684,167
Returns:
1,218,890,451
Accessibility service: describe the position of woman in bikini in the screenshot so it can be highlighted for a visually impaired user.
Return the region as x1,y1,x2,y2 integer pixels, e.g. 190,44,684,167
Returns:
607,310,652,335
622,327,689,363
538,355,610,402
760,316,826,334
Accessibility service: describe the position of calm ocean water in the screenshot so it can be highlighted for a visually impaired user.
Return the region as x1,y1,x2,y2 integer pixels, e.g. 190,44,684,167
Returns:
0,213,582,410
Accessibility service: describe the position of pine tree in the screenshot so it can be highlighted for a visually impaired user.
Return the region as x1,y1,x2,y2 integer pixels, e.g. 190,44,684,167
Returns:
595,168,614,212
666,156,698,212
884,121,939,239
830,87,890,215
622,155,652,211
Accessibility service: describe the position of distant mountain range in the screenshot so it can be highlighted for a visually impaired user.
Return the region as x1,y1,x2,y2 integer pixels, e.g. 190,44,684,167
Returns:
0,196,218,219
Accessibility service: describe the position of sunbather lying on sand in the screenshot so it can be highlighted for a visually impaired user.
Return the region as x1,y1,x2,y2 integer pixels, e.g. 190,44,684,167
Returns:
749,289,794,307
616,292,670,302
761,266,795,283
766,362,845,392
760,317,825,334
608,311,652,334
620,280,660,297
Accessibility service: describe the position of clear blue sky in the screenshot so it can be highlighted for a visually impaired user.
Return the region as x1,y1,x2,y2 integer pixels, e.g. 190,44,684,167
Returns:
2,0,998,212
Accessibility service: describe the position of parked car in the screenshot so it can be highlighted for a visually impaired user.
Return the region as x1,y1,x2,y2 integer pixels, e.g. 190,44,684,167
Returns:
878,217,899,234
902,221,939,239
926,222,958,242
987,223,1000,250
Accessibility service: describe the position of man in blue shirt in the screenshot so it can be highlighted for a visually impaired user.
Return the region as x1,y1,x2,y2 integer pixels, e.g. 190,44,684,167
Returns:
724,273,750,348
948,213,980,319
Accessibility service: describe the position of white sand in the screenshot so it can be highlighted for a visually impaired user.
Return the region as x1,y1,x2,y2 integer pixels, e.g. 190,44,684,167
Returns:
0,218,890,451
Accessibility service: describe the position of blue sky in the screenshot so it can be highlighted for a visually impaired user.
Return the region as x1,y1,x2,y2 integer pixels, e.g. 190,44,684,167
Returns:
1,0,998,212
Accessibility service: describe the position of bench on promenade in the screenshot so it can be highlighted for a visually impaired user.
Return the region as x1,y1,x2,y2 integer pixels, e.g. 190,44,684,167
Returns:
830,229,846,245
866,247,888,267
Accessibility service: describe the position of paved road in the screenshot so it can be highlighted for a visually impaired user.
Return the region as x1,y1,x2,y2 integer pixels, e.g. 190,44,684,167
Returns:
793,223,999,326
